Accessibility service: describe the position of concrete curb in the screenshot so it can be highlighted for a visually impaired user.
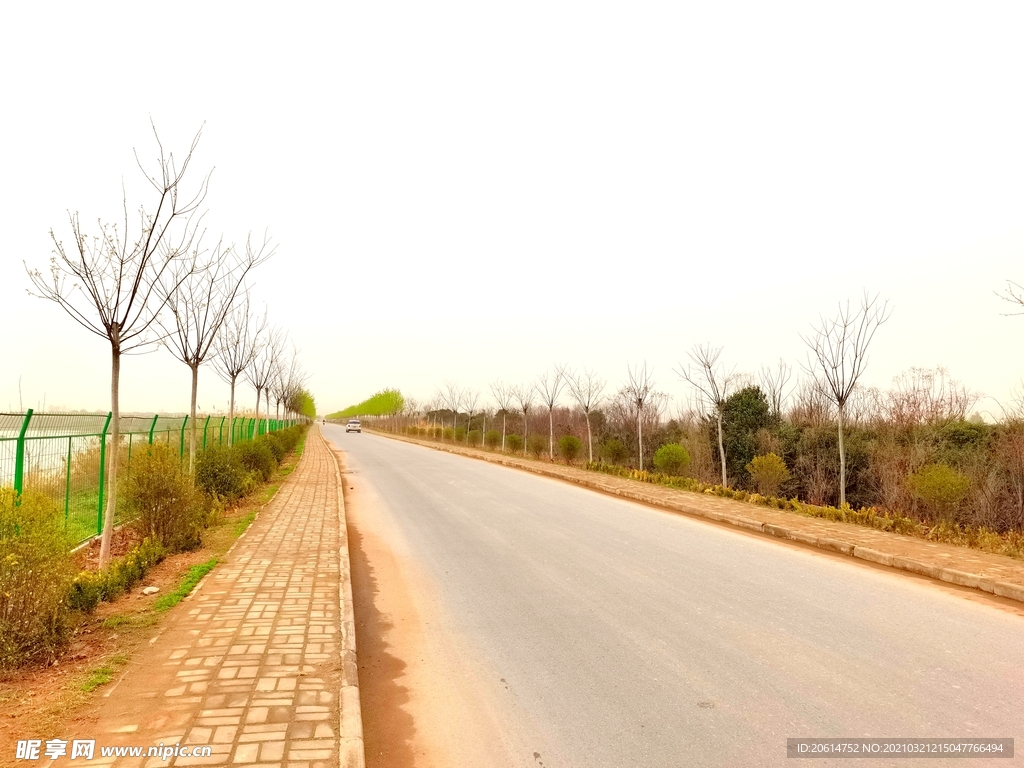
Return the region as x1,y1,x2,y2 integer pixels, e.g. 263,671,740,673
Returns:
322,429,366,768
373,430,1024,607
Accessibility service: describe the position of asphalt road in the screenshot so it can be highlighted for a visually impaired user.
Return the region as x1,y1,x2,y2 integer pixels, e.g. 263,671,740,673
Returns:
323,427,1024,767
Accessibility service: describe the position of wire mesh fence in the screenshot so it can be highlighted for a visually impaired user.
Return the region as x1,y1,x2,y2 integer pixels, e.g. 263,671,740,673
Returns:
0,411,298,546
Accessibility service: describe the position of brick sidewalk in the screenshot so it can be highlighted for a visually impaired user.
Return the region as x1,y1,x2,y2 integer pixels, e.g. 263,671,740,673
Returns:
58,428,362,768
377,431,1024,604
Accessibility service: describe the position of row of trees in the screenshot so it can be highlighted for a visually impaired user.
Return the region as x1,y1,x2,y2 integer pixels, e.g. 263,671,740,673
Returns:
24,124,313,566
366,293,1024,533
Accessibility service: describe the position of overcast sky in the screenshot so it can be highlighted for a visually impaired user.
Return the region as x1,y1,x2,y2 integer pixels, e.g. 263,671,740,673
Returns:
2,2,1023,419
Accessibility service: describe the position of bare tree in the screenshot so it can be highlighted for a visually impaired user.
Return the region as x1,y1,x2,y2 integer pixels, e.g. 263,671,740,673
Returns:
463,389,480,443
677,345,737,487
997,280,1024,314
490,381,515,450
620,363,657,470
245,326,284,436
536,366,566,460
444,380,462,433
565,368,606,463
160,233,273,471
760,359,793,419
511,384,535,447
24,125,210,567
801,291,892,507
213,295,267,445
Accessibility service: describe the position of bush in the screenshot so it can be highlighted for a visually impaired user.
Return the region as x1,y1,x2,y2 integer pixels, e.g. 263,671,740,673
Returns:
0,490,75,669
505,434,524,453
558,435,583,464
195,443,250,500
260,433,286,463
601,438,629,464
234,439,277,482
442,427,454,441
468,429,481,446
454,427,467,442
746,453,791,496
653,443,691,476
67,537,166,612
526,434,547,458
908,463,971,520
122,443,206,552
484,430,501,449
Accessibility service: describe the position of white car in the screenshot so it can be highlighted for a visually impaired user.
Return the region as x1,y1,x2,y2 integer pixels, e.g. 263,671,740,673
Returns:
346,419,362,433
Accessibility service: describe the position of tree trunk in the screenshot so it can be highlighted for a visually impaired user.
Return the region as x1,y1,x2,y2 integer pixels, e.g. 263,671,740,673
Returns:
189,362,199,475
228,376,237,446
717,409,727,487
638,412,644,470
255,385,262,438
838,404,847,508
501,412,506,451
585,411,593,463
264,389,271,433
99,343,120,568
548,409,554,460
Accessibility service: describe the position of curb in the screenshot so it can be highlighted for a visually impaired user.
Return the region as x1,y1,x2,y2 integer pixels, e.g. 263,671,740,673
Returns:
322,429,366,768
372,430,1024,607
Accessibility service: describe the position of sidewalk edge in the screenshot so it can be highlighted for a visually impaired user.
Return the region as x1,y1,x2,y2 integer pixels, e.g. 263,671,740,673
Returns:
322,428,366,768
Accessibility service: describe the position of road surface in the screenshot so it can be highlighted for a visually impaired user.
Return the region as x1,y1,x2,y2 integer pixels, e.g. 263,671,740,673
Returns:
323,426,1024,767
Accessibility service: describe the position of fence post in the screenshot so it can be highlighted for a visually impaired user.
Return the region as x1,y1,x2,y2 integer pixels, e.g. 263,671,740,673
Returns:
219,416,225,446
96,412,112,537
180,416,188,458
65,436,72,522
13,409,33,498
148,414,159,445
202,415,210,450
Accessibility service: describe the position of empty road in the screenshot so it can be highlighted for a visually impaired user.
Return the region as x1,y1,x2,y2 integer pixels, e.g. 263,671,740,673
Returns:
323,427,1024,767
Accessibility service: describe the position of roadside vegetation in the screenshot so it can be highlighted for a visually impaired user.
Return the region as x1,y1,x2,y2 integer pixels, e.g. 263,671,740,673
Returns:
0,423,307,754
347,290,1024,562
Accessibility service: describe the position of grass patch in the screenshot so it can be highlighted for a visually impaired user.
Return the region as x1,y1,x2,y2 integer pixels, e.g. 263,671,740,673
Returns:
234,512,256,537
79,653,128,693
154,559,218,613
258,484,279,505
100,613,157,629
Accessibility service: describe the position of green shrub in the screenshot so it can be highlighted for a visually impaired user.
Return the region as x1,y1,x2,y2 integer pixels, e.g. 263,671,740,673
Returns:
908,463,971,520
442,427,454,441
122,443,206,552
484,430,501,449
260,433,286,463
0,490,75,669
69,537,168,612
558,435,583,464
468,429,482,446
273,425,303,454
747,453,791,496
506,434,524,452
601,438,629,464
195,443,249,500
234,439,277,482
653,443,691,476
454,427,467,442
527,434,547,458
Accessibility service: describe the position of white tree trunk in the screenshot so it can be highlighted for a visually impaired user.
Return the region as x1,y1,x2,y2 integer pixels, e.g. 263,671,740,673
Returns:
638,412,644,470
189,363,199,474
717,409,727,487
838,404,847,508
228,376,237,447
548,409,554,460
585,411,593,463
98,343,121,568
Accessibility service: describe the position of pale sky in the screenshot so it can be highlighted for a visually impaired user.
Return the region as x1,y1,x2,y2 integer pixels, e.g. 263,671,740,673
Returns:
2,2,1023,418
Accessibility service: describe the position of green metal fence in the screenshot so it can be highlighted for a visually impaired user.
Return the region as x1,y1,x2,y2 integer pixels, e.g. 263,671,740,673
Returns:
0,411,298,545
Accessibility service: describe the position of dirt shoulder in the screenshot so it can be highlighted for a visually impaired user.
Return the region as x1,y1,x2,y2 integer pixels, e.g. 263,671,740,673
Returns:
370,430,1024,609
